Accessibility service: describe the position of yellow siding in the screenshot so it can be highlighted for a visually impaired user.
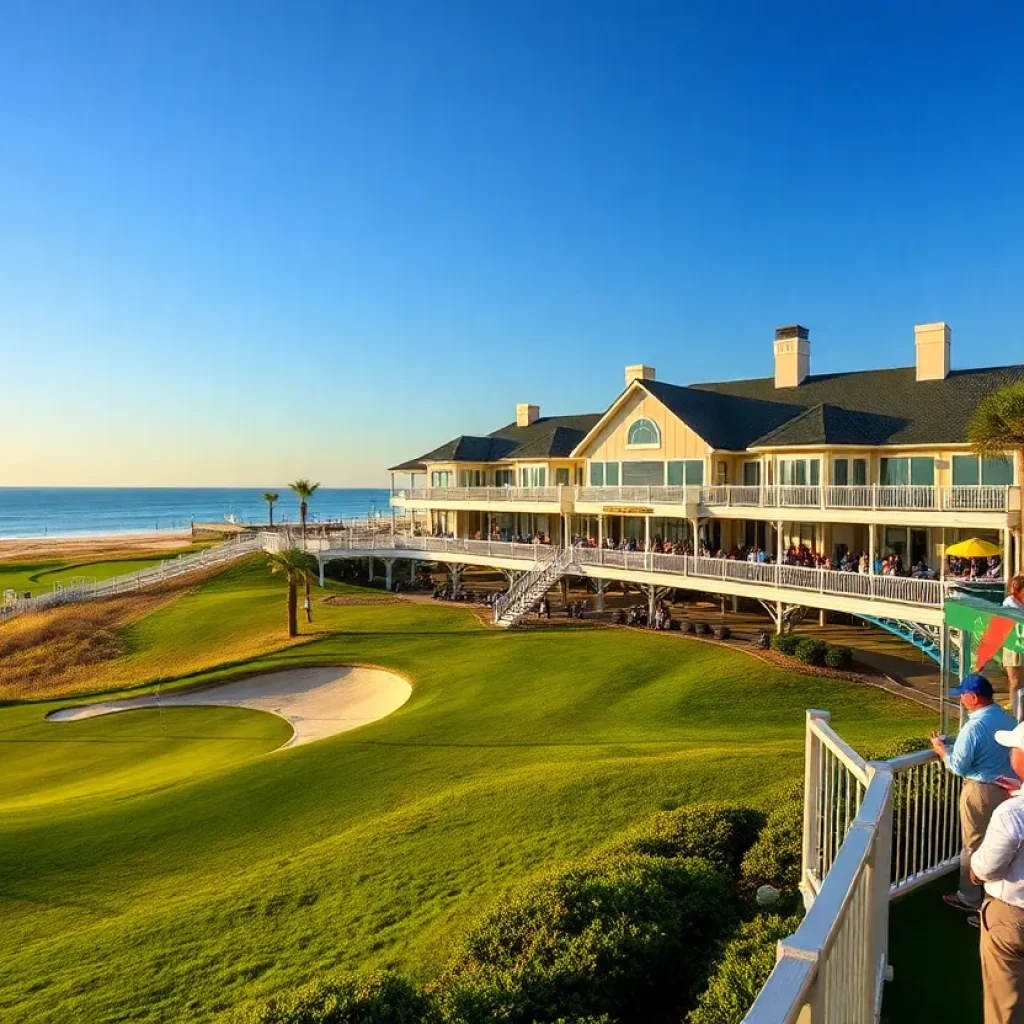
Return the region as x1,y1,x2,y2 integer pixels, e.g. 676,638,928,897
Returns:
582,390,710,463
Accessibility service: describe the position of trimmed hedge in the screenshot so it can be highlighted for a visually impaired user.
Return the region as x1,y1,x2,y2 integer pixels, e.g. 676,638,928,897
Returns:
433,853,735,1024
737,785,803,911
794,638,828,666
607,803,765,874
824,645,853,670
769,633,799,656
238,973,437,1024
687,914,802,1024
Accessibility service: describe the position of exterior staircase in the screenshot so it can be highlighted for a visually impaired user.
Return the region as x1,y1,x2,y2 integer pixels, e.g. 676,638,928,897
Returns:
493,548,572,628
860,615,960,674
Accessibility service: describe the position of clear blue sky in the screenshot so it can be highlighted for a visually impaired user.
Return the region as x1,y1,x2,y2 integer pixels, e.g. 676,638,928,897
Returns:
2,1,1023,486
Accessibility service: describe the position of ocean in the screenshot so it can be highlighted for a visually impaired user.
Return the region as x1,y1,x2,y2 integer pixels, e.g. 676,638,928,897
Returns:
0,488,393,538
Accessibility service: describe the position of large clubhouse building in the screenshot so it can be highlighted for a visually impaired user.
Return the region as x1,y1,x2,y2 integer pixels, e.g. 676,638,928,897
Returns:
354,322,1022,632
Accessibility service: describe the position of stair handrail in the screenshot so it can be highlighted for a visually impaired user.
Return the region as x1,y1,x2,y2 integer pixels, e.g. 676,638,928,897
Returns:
493,547,564,623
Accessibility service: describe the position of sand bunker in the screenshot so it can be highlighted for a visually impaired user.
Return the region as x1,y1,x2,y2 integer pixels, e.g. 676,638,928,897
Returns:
46,666,412,749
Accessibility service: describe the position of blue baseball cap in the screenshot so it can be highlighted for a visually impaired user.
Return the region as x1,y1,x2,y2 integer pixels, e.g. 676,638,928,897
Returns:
950,674,994,698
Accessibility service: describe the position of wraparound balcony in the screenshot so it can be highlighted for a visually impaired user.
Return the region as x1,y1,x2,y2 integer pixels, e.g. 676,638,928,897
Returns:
575,483,1019,517
391,485,566,509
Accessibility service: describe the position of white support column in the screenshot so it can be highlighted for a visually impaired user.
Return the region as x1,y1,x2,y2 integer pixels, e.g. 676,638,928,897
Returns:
940,527,946,580
384,559,394,591
1004,526,1013,579
596,578,606,612
409,559,418,584
598,515,604,549
318,555,325,588
869,524,876,574
777,520,784,560
368,557,374,582
644,515,650,552
690,518,699,552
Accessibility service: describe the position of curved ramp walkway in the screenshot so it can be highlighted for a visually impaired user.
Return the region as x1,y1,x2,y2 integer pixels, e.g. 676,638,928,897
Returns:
47,666,412,749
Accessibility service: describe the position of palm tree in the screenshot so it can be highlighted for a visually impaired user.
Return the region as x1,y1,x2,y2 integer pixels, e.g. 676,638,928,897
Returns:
266,548,317,637
263,491,279,527
968,381,1024,571
289,479,321,543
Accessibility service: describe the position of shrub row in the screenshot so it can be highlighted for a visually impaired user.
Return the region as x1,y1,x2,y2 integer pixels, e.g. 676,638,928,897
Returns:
240,802,805,1024
769,633,853,670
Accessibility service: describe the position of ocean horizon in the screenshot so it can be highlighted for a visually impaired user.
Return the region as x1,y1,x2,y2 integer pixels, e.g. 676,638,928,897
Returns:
0,487,392,539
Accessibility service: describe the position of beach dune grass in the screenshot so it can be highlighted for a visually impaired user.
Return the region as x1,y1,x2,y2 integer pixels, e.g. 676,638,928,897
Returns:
0,559,934,1023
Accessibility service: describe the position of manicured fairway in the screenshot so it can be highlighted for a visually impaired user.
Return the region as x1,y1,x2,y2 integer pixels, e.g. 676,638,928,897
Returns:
0,558,935,1023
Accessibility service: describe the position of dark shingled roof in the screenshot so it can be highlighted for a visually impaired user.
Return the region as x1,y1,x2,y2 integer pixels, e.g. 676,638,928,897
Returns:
389,414,601,470
690,365,1024,447
752,403,903,448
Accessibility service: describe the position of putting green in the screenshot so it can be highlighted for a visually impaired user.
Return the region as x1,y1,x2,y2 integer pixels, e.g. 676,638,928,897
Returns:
0,560,935,1023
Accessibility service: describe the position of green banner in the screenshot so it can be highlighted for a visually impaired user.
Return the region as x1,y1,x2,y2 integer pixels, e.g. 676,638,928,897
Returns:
944,596,1024,669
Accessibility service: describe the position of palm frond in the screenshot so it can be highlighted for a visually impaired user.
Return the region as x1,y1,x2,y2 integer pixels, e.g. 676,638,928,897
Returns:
968,382,1024,457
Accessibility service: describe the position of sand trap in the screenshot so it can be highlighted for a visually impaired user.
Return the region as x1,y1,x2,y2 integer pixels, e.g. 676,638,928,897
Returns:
46,666,412,750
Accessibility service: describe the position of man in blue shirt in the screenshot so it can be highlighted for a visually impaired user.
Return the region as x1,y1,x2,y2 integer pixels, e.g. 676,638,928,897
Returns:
931,674,1017,912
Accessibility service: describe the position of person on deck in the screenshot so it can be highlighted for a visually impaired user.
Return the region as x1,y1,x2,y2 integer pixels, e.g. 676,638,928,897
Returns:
931,674,1017,914
1004,575,1024,721
970,721,1024,1024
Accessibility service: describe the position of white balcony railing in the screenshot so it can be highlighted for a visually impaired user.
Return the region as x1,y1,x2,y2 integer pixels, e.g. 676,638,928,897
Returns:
393,486,563,503
745,711,960,1023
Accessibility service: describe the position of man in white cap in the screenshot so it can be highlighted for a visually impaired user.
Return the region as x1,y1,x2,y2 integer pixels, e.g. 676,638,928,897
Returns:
970,720,1024,1022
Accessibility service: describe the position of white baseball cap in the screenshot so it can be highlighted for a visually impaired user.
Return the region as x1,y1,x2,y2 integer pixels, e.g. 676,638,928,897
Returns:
995,722,1024,751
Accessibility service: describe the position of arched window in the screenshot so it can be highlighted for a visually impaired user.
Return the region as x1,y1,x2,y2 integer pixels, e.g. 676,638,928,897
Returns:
627,418,661,447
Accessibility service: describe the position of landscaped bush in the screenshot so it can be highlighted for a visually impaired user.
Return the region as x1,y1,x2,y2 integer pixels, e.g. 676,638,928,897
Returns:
823,645,853,670
737,785,803,911
794,638,828,666
607,803,765,874
687,914,802,1024
769,633,799,656
238,972,438,1024
433,853,735,1024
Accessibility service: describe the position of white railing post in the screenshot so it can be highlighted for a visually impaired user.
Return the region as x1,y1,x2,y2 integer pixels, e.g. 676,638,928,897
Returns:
802,710,830,904
866,760,894,1007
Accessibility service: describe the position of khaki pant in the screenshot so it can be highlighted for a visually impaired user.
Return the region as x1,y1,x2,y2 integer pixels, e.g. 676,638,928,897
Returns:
981,898,1024,1023
961,781,1009,905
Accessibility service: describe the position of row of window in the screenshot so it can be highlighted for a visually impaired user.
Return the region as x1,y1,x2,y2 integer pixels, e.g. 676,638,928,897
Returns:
432,455,1014,491
590,459,706,487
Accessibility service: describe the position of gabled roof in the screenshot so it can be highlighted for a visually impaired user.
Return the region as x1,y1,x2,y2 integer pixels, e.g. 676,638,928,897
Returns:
751,403,903,448
389,413,601,470
695,365,1024,446
639,380,804,451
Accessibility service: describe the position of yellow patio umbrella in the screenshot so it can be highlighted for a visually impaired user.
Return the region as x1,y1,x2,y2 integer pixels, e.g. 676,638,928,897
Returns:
945,537,1003,558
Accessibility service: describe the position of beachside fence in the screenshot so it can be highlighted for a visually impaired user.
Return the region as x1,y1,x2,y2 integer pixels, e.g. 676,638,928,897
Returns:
0,535,262,623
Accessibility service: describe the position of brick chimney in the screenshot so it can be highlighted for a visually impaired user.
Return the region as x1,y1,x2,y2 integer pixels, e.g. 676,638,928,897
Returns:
516,403,540,427
774,326,810,388
625,365,655,388
915,322,951,381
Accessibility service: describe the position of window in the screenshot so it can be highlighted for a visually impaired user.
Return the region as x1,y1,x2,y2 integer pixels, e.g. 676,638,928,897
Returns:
555,468,570,486
519,466,546,487
622,461,665,485
742,461,761,486
574,467,584,485
716,461,728,485
667,460,704,486
606,462,619,485
779,459,820,486
590,462,604,486
590,461,619,486
494,469,514,486
832,459,865,486
459,470,483,487
880,457,934,486
430,471,451,487
953,455,1014,486
626,418,661,447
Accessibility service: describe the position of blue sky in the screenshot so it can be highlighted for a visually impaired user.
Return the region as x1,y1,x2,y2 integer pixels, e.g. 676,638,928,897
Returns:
2,1,1023,486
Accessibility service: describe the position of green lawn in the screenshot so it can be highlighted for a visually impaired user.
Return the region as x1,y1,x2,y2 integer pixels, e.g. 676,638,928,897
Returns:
0,559,936,1023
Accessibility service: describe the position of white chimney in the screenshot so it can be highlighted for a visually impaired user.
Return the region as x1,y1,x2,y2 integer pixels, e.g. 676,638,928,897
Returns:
915,322,951,381
625,364,655,388
774,326,810,388
516,403,540,427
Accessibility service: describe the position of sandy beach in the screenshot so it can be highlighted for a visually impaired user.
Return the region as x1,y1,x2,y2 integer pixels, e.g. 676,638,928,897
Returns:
0,530,195,562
